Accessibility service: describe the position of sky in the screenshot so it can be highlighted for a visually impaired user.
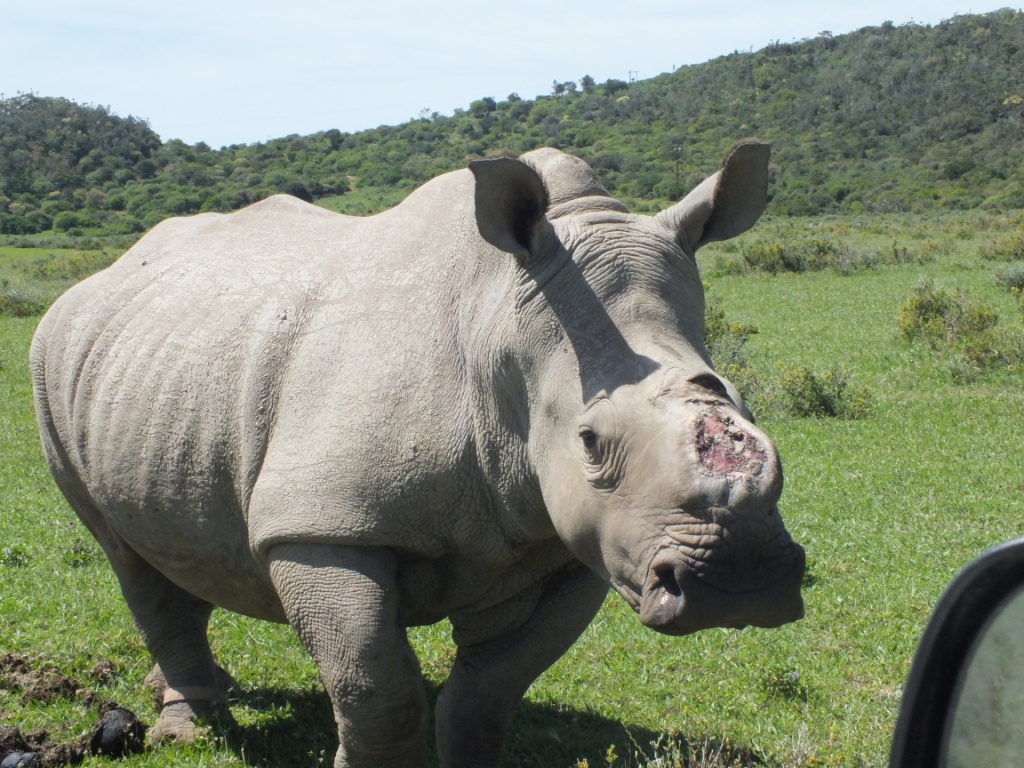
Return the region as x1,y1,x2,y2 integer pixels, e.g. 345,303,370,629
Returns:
1,1,1005,148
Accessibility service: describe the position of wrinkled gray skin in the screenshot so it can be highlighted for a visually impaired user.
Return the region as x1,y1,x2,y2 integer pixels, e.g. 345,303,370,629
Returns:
31,142,804,767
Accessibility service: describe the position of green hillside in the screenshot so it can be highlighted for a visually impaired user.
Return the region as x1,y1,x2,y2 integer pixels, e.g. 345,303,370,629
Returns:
2,8,1023,239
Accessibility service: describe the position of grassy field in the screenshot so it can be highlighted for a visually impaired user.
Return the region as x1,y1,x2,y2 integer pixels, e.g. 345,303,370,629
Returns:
2,210,1024,767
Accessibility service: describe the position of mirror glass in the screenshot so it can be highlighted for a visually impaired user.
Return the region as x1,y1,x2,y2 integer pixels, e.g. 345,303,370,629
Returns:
942,585,1024,767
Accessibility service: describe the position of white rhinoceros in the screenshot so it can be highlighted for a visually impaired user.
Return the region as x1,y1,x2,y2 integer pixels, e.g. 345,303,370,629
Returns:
31,142,804,767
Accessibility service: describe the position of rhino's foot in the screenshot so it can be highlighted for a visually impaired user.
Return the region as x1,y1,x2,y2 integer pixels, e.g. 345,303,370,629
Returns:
143,664,167,710
144,663,240,711
148,699,237,745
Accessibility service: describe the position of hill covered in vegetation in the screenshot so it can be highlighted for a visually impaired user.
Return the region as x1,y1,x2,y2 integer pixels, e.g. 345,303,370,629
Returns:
2,8,1022,238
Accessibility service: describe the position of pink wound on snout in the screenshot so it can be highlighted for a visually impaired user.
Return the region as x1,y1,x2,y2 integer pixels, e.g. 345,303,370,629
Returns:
696,413,766,475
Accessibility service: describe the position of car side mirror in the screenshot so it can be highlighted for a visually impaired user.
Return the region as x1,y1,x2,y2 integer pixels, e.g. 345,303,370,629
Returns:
891,536,1024,768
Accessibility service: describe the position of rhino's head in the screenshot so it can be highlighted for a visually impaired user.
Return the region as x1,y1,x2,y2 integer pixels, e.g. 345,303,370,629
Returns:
468,142,804,636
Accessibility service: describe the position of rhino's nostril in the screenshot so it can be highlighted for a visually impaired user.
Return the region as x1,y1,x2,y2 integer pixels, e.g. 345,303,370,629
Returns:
655,566,683,598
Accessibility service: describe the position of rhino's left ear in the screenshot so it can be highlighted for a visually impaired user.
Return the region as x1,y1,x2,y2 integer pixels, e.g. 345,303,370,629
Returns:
655,141,771,254
469,157,553,262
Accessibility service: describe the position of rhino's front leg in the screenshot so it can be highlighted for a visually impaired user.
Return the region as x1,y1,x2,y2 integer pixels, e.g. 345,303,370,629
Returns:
437,563,608,768
267,543,428,768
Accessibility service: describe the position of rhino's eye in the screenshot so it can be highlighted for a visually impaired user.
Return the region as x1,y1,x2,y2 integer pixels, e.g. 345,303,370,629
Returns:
579,428,601,462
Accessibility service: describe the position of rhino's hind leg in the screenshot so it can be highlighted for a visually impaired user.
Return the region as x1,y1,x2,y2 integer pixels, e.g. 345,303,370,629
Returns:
61,497,233,743
37,417,237,743
268,543,429,768
108,549,234,743
437,564,608,768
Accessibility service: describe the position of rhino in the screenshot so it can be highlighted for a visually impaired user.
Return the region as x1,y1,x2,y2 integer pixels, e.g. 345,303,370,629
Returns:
31,141,804,768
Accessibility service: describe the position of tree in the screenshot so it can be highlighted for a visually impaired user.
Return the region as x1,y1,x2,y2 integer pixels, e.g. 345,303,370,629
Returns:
604,78,629,96
470,97,497,117
325,128,343,150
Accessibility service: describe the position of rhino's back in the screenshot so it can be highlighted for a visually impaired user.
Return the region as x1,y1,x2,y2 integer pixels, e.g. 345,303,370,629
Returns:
34,195,357,504
31,181,481,615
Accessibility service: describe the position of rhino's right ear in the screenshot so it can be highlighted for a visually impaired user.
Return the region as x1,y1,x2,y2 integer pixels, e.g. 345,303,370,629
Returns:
469,158,552,262
655,141,771,254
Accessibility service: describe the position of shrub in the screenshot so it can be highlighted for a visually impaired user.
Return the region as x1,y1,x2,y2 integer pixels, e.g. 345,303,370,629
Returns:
703,295,767,414
0,278,56,316
994,264,1024,293
978,225,1024,261
52,210,98,233
708,253,749,277
0,249,117,316
27,250,115,281
742,241,792,273
110,216,145,235
897,281,998,347
704,297,758,376
898,280,1024,380
279,180,314,202
0,213,39,235
703,295,870,420
777,364,872,420
830,246,876,275
738,237,878,275
802,238,844,271
704,296,757,352
958,326,1024,377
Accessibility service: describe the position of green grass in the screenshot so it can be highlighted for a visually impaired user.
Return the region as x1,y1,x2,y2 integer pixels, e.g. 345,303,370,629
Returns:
3,211,1024,766
1,247,117,317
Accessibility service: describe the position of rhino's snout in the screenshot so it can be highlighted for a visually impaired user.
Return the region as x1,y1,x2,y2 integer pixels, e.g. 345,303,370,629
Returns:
638,538,805,636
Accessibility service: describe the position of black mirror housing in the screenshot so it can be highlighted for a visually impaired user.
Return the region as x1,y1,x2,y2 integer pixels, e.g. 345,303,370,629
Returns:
891,536,1024,768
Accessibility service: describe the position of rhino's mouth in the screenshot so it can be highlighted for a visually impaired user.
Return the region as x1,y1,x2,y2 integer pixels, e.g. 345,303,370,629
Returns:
612,522,805,636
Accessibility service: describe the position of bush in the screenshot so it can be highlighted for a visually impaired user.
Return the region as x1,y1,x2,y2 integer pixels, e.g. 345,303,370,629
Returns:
0,249,117,317
110,216,145,235
27,250,116,281
898,279,1024,380
742,241,793,273
52,210,97,233
978,225,1024,261
994,264,1024,293
703,294,766,413
777,364,872,420
703,294,870,420
737,237,878,275
704,296,758,352
704,296,758,378
897,281,998,347
957,326,1024,378
0,278,57,316
0,213,44,235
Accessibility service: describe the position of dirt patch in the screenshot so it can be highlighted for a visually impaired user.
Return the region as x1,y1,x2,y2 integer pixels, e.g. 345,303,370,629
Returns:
1,656,146,767
0,655,82,705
